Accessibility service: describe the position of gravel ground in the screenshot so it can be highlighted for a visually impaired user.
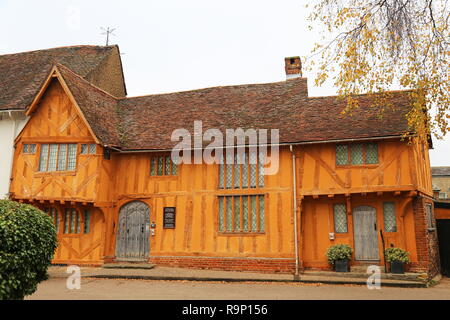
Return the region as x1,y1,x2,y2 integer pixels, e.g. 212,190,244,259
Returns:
26,277,450,300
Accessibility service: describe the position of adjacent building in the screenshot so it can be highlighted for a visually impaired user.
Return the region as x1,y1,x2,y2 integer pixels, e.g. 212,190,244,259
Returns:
432,167,450,202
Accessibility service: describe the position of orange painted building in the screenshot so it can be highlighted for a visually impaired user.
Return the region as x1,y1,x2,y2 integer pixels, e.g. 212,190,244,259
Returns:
9,58,440,277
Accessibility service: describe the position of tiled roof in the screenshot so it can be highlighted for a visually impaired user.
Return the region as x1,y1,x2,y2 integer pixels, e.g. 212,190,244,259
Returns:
0,45,123,110
57,64,413,150
432,167,450,176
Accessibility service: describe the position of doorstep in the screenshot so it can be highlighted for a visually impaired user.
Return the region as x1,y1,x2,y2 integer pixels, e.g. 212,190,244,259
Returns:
47,266,430,288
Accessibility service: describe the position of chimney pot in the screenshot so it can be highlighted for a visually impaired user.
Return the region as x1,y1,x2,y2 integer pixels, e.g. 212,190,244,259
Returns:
285,56,302,79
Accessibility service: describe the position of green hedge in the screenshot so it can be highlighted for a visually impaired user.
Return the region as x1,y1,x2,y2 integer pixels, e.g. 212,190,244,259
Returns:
0,200,57,300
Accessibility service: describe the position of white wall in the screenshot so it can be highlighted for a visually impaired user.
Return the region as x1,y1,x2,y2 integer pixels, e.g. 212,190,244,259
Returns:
0,112,28,199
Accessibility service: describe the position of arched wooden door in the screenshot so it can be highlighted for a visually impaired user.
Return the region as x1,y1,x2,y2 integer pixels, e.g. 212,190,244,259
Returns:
353,206,379,261
115,201,150,261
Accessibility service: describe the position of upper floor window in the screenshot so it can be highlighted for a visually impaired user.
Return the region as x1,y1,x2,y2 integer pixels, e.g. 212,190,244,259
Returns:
336,143,378,166
150,155,177,176
39,144,77,172
80,144,96,155
439,192,448,199
219,150,265,189
22,143,36,154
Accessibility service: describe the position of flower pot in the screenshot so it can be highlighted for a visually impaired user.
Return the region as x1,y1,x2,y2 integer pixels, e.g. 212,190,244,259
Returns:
390,261,405,274
334,260,349,272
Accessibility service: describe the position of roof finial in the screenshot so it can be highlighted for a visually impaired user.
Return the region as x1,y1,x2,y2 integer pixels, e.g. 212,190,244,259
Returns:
100,27,116,46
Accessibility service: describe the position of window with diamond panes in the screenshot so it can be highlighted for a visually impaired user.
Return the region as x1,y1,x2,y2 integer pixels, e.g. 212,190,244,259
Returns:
383,202,397,232
83,210,92,234
81,144,96,155
45,207,60,233
218,195,265,233
336,145,349,165
63,208,81,234
336,143,379,166
22,143,36,154
218,150,265,189
333,204,348,233
150,155,177,176
39,143,77,172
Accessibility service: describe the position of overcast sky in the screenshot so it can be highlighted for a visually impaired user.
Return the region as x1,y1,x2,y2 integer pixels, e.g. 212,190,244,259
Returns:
0,0,448,165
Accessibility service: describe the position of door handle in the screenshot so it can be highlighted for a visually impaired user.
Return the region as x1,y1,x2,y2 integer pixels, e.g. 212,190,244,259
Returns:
141,226,144,233
374,223,377,231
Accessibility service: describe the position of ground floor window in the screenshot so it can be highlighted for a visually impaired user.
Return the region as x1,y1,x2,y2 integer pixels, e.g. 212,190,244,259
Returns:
44,207,60,233
333,203,348,233
383,202,397,232
218,195,265,233
43,207,92,235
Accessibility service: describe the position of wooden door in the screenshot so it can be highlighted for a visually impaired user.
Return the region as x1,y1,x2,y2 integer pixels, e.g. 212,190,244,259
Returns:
115,201,150,261
353,206,379,261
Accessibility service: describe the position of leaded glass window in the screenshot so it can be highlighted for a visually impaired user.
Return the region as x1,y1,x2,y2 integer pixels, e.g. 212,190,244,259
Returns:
234,196,241,231
39,143,77,172
81,144,96,155
383,202,397,232
218,195,264,233
45,208,60,233
84,210,91,234
366,143,379,164
226,197,233,232
63,208,81,234
23,143,36,154
336,145,349,165
150,155,178,176
259,196,265,232
218,197,225,232
351,144,364,165
67,144,77,171
333,204,348,233
336,143,379,166
219,149,264,189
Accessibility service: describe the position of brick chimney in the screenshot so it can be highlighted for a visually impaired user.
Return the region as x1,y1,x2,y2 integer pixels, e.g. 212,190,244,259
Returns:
285,56,302,79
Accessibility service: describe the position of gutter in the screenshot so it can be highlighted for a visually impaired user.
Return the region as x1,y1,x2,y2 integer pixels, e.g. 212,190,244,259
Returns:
290,145,300,279
112,135,406,154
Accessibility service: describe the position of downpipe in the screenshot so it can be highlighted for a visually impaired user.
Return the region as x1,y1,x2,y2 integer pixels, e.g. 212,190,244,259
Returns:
290,145,300,280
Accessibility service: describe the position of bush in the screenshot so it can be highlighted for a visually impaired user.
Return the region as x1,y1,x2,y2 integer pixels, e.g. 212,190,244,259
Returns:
0,200,57,300
326,244,353,265
385,247,410,264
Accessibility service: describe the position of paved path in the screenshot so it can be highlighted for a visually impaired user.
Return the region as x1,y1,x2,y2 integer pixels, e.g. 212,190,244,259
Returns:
27,277,450,300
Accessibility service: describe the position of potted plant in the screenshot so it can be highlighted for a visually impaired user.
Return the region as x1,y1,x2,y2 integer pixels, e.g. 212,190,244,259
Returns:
385,247,410,274
326,244,353,272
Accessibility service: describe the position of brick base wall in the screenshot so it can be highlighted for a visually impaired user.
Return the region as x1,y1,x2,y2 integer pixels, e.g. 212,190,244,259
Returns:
148,256,296,274
413,196,441,279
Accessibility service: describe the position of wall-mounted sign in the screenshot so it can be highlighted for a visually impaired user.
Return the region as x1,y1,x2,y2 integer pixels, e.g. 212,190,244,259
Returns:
163,207,176,229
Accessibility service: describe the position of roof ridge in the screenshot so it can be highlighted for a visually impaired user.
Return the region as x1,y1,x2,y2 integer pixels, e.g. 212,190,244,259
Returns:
55,63,119,100
0,44,116,57
118,77,307,101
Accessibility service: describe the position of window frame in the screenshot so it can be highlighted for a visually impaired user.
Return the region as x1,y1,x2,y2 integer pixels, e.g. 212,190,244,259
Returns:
335,142,379,167
218,149,266,190
22,143,37,154
80,143,97,155
149,154,178,177
382,202,397,233
217,194,266,235
332,203,348,234
37,143,78,173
